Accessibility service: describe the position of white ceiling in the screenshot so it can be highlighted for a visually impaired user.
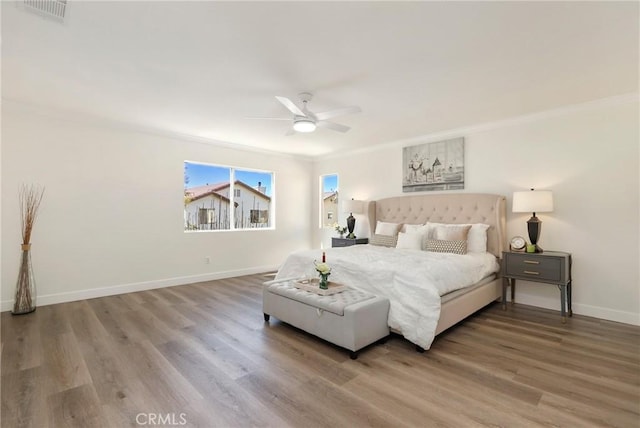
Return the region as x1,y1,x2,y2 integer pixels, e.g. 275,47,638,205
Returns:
2,1,638,157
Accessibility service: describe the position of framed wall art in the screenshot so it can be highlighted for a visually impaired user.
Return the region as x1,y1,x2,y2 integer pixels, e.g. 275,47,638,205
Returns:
402,137,464,192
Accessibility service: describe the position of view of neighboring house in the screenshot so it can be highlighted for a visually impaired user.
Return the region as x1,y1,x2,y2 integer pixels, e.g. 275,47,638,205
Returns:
184,180,271,230
322,190,338,227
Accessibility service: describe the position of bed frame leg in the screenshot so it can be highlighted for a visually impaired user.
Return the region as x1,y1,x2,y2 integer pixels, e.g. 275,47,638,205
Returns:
263,313,270,322
415,345,425,353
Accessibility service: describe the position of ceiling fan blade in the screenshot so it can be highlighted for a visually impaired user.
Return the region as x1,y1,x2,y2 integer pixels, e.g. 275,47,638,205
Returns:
275,96,306,117
314,106,361,121
317,121,350,133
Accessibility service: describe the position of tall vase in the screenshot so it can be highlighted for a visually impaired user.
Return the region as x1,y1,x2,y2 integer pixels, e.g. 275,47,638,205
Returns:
13,244,36,315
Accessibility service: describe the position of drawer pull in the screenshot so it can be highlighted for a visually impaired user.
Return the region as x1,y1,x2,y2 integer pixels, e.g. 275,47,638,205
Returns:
524,260,540,265
524,270,540,275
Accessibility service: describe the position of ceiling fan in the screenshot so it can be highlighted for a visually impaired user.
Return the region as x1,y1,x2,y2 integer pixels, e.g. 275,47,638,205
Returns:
248,92,361,135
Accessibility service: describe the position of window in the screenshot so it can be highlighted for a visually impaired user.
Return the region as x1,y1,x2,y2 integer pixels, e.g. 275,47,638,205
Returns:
250,209,269,224
184,161,274,231
198,208,215,225
320,174,338,228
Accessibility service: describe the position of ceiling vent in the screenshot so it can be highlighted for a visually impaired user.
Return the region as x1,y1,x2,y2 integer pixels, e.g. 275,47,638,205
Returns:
23,0,67,21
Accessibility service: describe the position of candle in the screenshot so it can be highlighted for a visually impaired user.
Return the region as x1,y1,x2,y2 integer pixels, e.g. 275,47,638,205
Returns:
322,251,326,262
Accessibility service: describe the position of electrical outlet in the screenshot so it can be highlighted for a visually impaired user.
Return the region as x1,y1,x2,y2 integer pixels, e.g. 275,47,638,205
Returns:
205,257,211,264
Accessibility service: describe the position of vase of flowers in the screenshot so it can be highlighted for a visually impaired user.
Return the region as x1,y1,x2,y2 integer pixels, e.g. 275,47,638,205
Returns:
333,223,347,238
314,261,331,290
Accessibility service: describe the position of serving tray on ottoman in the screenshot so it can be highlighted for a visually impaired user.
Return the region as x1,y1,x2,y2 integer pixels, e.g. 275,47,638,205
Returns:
263,278,390,359
292,278,347,295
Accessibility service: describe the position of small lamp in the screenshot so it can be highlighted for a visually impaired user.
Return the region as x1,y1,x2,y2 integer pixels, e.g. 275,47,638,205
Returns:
342,198,364,239
512,189,554,253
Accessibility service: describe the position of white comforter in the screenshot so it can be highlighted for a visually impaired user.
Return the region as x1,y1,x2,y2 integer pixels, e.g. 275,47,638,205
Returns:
275,245,500,350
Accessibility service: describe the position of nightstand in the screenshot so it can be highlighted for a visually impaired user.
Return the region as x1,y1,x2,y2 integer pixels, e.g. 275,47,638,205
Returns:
502,251,572,322
331,237,369,248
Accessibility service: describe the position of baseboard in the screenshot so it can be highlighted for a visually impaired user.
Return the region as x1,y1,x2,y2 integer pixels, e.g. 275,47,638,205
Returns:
507,293,640,326
1,265,279,312
5,273,637,326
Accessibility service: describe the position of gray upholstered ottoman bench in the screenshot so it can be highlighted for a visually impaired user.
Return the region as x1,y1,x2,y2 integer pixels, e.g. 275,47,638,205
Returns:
263,279,390,359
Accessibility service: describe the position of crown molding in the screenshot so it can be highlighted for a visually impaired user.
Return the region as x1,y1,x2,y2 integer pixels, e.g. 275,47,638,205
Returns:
1,98,315,162
3,92,636,164
315,92,639,162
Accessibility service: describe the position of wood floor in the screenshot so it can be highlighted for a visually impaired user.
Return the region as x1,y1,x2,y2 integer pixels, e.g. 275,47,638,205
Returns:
2,274,639,427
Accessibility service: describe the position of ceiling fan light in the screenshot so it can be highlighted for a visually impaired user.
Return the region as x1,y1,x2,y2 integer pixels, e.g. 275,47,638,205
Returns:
293,118,316,133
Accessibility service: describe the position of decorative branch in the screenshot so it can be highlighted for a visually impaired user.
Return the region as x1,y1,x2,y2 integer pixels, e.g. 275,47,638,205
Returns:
19,184,45,245
13,184,44,314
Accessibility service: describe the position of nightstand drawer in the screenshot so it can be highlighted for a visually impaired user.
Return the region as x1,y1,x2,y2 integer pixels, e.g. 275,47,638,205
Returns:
505,257,561,282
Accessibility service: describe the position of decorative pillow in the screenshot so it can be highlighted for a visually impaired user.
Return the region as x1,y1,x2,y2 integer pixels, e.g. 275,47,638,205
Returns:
395,232,423,250
426,239,467,254
375,221,401,236
435,224,472,241
369,234,399,247
427,222,490,253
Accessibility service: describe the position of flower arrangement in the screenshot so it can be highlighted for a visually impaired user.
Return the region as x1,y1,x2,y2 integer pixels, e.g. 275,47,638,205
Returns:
315,261,331,276
333,222,347,236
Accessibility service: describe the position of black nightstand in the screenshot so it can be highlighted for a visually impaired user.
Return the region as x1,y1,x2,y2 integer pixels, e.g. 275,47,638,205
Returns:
331,237,369,248
502,251,572,322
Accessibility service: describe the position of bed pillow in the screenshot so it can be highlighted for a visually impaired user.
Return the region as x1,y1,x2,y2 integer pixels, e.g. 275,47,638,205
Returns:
426,239,467,255
395,232,423,250
375,221,401,236
404,223,429,235
466,223,490,253
369,234,399,247
435,224,472,241
403,224,430,249
428,222,490,253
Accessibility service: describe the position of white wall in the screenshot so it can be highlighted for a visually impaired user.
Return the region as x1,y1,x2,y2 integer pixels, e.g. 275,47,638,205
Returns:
3,96,638,325
314,95,639,325
1,103,313,309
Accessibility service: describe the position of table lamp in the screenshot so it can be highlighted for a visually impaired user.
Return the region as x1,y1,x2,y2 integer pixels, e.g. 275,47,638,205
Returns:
512,189,553,253
342,198,364,239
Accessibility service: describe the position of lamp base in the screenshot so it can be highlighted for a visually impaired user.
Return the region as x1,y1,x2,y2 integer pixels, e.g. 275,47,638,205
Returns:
526,215,543,252
346,214,356,239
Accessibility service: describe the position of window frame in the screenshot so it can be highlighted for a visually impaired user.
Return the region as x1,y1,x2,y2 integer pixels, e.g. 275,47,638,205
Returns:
184,161,275,232
320,173,339,229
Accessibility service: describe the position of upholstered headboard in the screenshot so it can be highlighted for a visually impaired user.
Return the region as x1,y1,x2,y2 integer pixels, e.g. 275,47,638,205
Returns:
364,193,507,258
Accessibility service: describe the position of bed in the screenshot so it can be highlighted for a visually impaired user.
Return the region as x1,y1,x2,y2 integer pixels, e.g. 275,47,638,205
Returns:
275,193,507,350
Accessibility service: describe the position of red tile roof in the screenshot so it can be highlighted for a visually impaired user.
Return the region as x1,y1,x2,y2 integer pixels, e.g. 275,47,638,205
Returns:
185,180,271,203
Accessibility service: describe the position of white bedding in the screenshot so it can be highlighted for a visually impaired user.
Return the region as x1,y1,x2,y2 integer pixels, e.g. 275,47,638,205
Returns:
275,245,500,350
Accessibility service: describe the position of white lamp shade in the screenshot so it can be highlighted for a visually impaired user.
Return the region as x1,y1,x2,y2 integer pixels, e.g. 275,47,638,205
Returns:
342,199,364,214
512,190,554,213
